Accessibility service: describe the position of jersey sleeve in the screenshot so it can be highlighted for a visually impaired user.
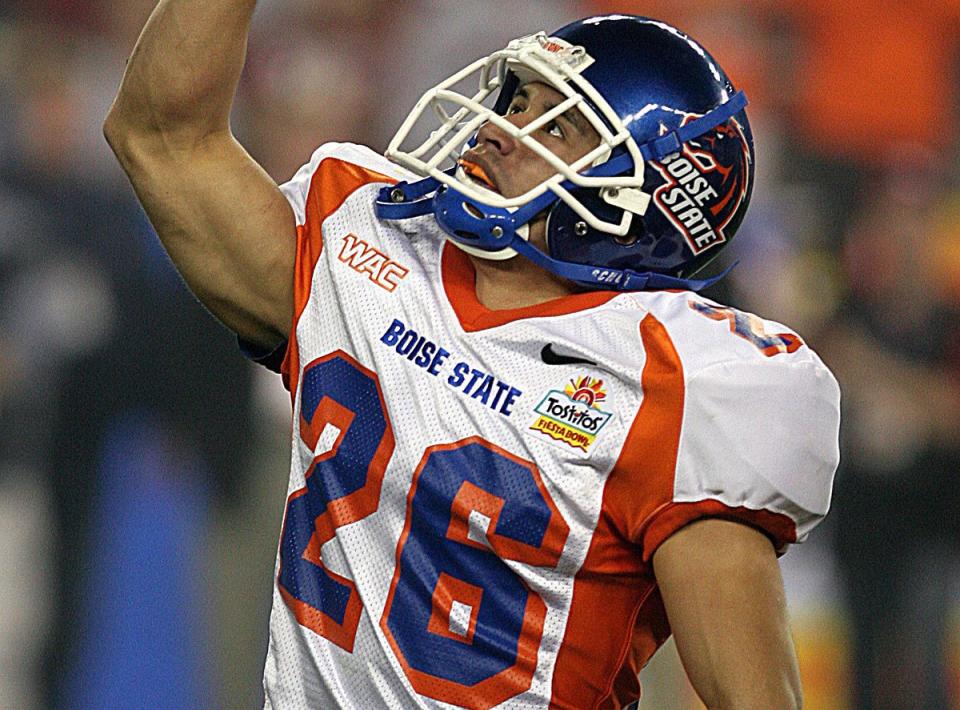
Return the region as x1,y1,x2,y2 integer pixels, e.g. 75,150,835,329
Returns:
238,143,404,380
278,142,406,226
637,354,841,560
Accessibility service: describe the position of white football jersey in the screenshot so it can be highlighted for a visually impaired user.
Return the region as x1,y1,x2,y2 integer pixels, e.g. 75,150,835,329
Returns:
256,143,840,709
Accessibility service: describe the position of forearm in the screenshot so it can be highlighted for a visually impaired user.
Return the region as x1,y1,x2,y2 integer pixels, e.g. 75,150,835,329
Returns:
655,519,803,709
105,0,258,142
677,604,801,710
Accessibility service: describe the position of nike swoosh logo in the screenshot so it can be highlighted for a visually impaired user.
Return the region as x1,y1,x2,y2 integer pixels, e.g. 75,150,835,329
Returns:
540,344,598,367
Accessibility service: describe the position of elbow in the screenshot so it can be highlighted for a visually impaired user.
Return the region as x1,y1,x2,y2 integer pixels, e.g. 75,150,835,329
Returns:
102,107,125,153
103,112,133,170
102,103,169,180
102,100,145,162
102,102,206,167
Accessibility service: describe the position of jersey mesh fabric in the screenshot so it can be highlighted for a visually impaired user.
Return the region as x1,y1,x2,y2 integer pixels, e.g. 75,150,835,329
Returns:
258,143,841,709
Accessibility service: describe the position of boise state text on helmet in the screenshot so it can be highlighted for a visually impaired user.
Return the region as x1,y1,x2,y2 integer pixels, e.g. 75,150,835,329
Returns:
651,112,752,257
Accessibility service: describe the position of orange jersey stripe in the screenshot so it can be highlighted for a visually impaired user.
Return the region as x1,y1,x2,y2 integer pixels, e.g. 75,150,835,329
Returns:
551,313,683,708
280,158,395,397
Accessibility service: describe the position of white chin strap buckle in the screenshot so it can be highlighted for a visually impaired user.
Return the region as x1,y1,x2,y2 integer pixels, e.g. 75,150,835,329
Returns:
601,186,651,216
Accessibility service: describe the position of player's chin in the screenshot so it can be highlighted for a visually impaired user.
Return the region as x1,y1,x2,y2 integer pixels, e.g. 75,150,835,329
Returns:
502,170,557,199
490,174,540,199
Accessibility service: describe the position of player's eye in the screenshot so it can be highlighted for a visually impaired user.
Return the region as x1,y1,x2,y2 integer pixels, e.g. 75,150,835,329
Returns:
506,103,524,115
545,120,564,139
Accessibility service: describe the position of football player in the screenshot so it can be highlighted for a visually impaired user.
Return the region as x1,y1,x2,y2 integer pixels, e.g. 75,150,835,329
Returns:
105,3,840,708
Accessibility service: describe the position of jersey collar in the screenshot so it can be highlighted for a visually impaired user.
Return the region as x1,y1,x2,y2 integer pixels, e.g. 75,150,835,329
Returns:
440,243,621,332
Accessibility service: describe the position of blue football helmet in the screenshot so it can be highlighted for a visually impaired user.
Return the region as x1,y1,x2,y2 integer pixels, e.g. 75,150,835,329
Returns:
376,15,754,291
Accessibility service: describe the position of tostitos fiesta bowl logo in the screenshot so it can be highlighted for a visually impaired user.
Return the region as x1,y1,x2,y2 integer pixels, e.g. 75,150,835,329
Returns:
529,376,612,453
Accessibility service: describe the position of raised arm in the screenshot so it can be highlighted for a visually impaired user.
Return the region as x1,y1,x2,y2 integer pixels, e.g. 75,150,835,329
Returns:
104,0,295,348
653,519,803,710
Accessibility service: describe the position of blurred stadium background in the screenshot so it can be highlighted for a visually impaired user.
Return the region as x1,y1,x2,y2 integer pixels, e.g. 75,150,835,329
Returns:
1,1,958,708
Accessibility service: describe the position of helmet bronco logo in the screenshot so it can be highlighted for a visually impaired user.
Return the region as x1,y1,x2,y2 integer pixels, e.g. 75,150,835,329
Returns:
651,115,751,256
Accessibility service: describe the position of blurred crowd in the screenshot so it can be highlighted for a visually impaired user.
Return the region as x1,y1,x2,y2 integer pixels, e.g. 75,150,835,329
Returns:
0,1,958,708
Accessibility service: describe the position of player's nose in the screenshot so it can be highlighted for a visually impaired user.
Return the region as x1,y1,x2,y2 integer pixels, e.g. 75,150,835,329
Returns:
476,119,517,156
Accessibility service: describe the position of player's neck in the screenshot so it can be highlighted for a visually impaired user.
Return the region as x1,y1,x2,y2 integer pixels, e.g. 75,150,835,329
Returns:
468,252,580,310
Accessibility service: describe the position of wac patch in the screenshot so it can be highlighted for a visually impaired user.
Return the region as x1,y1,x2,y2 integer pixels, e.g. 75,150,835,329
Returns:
528,375,612,453
338,233,409,292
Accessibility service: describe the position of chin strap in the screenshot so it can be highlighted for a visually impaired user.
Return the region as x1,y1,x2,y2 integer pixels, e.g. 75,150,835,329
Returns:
508,234,737,291
375,174,444,219
376,172,737,292
376,177,736,291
